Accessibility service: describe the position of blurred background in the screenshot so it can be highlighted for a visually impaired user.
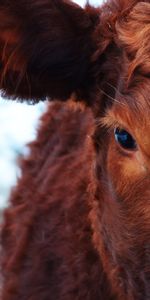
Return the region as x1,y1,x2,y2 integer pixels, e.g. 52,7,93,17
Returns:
0,0,101,211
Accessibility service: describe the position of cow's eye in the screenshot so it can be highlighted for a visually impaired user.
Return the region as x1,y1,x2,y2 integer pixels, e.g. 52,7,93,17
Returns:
114,128,137,150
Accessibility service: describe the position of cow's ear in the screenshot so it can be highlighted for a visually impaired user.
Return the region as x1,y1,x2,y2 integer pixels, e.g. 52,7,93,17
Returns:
0,0,98,103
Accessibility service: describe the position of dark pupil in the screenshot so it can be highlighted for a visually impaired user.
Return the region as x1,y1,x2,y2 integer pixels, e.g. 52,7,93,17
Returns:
114,128,137,150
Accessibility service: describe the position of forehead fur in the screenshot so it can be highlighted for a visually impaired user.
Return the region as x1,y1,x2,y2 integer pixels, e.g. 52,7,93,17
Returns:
88,0,150,113
97,0,150,120
99,0,150,77
116,1,150,121
116,1,150,79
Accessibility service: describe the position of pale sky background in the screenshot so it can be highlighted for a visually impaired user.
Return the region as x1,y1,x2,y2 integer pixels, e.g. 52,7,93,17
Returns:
73,0,100,5
0,0,102,210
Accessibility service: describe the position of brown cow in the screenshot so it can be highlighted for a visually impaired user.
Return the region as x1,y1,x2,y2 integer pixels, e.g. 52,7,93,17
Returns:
1,1,150,299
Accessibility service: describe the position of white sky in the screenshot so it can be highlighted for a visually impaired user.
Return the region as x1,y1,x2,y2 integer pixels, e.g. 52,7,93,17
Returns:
74,0,101,6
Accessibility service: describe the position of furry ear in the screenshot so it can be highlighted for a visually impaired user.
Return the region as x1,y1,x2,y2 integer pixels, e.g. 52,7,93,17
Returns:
0,0,95,103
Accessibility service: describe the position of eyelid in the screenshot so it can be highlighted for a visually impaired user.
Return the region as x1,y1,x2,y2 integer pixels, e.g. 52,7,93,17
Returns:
100,114,134,136
100,113,126,130
100,116,129,134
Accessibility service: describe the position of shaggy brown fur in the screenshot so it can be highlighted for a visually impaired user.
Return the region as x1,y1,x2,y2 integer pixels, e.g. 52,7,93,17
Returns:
1,1,150,299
